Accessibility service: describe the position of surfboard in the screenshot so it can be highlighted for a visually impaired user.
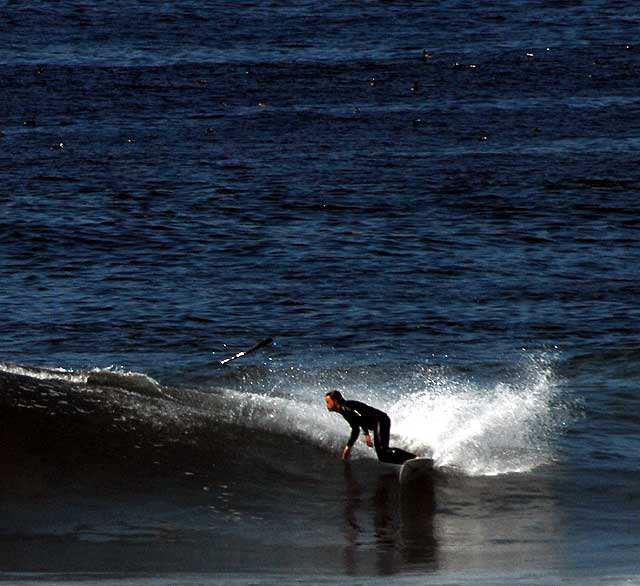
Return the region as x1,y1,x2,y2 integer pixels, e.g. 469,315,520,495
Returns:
399,457,435,484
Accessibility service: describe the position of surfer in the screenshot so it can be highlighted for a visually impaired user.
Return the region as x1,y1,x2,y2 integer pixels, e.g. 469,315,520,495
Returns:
325,390,416,465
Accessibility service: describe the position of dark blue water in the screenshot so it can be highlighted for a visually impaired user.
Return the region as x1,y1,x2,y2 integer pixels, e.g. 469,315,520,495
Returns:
1,1,640,584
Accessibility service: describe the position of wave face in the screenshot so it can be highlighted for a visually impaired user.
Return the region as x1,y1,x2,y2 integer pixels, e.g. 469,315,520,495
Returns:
0,353,569,490
0,355,582,579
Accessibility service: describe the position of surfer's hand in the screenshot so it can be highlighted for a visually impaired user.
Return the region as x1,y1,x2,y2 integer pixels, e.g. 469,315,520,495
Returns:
342,446,351,460
364,433,373,448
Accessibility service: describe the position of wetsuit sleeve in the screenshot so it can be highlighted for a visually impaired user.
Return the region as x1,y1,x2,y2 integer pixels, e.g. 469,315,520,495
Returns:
347,423,360,448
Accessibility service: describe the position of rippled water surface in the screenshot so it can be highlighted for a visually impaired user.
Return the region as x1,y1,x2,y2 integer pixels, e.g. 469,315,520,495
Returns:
1,1,639,584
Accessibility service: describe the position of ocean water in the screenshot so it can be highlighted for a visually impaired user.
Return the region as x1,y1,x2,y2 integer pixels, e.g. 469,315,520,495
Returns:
1,1,639,584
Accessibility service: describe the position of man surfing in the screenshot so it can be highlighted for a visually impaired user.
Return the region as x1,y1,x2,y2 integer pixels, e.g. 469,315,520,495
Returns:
325,390,416,464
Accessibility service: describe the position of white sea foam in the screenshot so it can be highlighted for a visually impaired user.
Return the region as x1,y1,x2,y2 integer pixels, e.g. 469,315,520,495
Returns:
0,361,165,398
386,356,566,475
0,361,87,383
220,386,346,453
218,353,569,477
86,367,166,398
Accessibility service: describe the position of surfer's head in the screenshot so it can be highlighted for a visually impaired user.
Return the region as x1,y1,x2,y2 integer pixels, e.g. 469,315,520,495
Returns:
325,390,344,412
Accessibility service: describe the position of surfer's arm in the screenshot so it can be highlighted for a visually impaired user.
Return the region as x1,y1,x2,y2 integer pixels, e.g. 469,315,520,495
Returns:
347,424,360,448
341,423,360,459
342,428,371,459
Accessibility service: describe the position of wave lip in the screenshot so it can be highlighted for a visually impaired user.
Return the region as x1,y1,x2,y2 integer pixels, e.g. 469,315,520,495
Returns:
0,361,166,398
86,368,166,398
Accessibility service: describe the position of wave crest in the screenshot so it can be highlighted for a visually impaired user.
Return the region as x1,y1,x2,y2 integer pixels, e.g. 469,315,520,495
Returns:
0,361,165,398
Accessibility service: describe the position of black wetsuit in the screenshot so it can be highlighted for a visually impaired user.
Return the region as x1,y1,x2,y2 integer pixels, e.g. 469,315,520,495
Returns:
338,400,416,465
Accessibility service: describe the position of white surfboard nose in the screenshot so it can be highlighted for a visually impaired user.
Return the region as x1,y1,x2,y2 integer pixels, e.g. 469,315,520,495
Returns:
400,457,435,484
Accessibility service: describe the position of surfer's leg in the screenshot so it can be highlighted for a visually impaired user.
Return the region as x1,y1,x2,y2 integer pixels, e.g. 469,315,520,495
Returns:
384,447,416,465
375,414,416,465
373,414,390,460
